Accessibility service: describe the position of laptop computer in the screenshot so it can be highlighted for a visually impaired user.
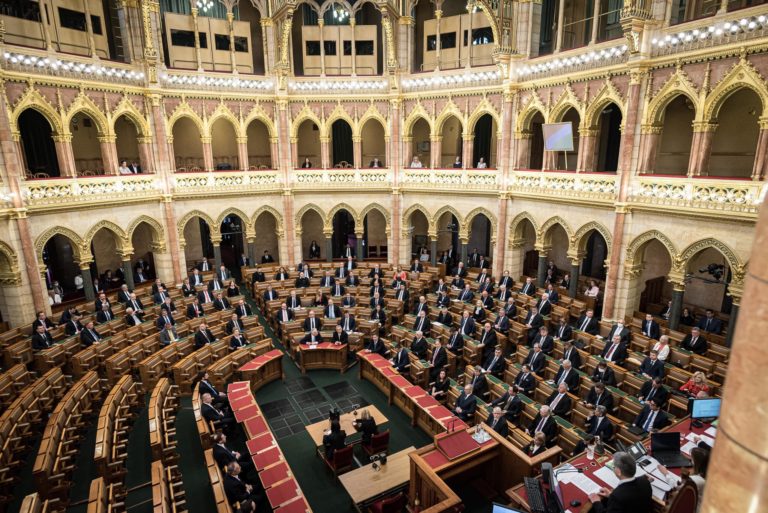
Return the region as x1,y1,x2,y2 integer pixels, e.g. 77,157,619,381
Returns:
651,432,693,468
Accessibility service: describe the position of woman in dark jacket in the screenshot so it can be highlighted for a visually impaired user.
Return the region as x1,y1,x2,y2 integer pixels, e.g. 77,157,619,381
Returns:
322,420,347,459
354,409,379,446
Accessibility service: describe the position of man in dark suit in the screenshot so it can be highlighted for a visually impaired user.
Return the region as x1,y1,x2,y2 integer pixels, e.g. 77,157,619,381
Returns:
524,344,546,374
329,282,345,297
475,269,489,284
607,321,631,345
521,277,536,296
427,339,447,382
583,382,614,412
496,284,511,302
300,328,323,345
217,265,230,283
585,405,614,441
345,272,360,287
213,292,230,311
476,322,497,360
125,293,145,315
530,325,554,354
453,262,468,278
190,269,205,287
458,283,474,303
200,392,236,435
504,297,517,319
537,293,552,316
453,384,477,422
638,377,669,407
96,303,115,324
436,307,453,327
198,371,228,406
545,383,572,417
641,313,661,340
481,347,505,378
286,292,301,310
303,311,322,332
485,407,509,436
561,340,582,369
588,452,652,513
410,259,424,273
523,307,544,344
513,365,536,394
467,367,488,398
493,309,509,335
58,306,80,326
390,346,410,372
261,250,274,263
159,323,179,346
153,286,169,305
320,271,335,288
410,332,429,360
31,324,54,351
601,334,628,366
125,307,144,326
262,285,279,302
194,323,216,349
80,321,102,347
491,385,523,422
554,318,573,343
212,433,254,476
393,284,408,305
365,334,388,357
413,310,431,336
64,314,84,336
553,360,579,391
186,298,205,319
338,312,356,333
697,309,722,334
498,271,513,290
681,327,708,355
234,299,252,318
197,288,214,305
451,274,465,290
225,313,244,335
250,269,265,284
458,311,476,336
574,309,600,335
526,405,557,443
446,329,463,354
591,361,617,386
324,299,341,320
632,399,669,433
208,276,225,292
468,249,480,268
479,290,494,309
276,303,294,324
638,350,664,380
117,284,132,304
197,257,212,272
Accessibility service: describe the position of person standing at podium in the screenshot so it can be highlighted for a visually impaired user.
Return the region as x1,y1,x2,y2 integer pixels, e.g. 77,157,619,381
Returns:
588,452,653,513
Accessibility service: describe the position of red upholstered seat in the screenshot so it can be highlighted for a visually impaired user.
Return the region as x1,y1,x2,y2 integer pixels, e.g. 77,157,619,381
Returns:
363,430,390,457
324,445,355,476
368,492,406,513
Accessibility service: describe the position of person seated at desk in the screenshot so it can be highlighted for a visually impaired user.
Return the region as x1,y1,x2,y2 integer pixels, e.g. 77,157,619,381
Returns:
324,299,341,320
230,329,248,350
311,291,327,308
657,447,709,513
525,432,548,456
303,310,322,332
560,273,570,290
159,323,179,346
212,292,230,311
485,407,509,436
601,334,628,366
480,346,505,378
300,328,323,345
496,284,511,303
436,307,453,328
96,303,115,324
429,369,450,401
588,452,653,513
536,293,552,317
223,461,263,513
493,308,509,335
530,325,554,355
681,327,708,355
514,364,537,395
638,350,665,380
234,299,252,319
582,405,614,443
323,420,347,459
458,310,476,336
544,283,559,304
525,405,557,444
276,303,294,324
328,281,345,298
125,307,144,327
446,328,464,354
491,384,523,423
413,310,431,336
369,291,385,309
250,269,266,284
226,281,240,298
479,281,495,300
370,305,387,333
436,290,451,309
80,321,102,347
697,309,722,334
454,384,477,422
274,267,289,281
391,345,410,372
354,409,379,447
58,305,81,326
472,301,486,324
287,292,303,310
632,398,669,433
583,382,614,412
591,360,617,386
31,324,54,351
225,313,244,335
641,313,661,340
341,293,357,308
560,340,581,370
410,331,429,360
574,308,600,335
652,335,671,361
337,311,356,333
294,272,310,288
186,298,205,319
213,433,256,481
365,334,388,357
457,283,474,303
345,271,360,288
680,371,711,399
181,278,196,297
201,392,236,435
524,342,546,374
545,382,572,417
638,377,669,407
680,307,696,327
451,274,465,290
584,279,601,299
332,325,348,345
64,314,84,336
552,359,579,391
197,289,214,305
520,277,536,296
453,262,468,278
467,366,488,399
523,307,544,345
194,323,217,349
476,321,497,360
554,318,573,345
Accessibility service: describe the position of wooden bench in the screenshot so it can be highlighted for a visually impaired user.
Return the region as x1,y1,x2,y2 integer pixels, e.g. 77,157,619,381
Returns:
151,460,187,513
94,375,144,483
86,476,126,513
148,378,181,465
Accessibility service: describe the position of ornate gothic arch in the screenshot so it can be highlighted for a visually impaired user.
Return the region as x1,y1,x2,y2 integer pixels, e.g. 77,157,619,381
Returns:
402,203,432,232
243,107,277,139
111,98,151,137
572,221,613,255
538,216,573,247
625,230,678,268
359,203,391,230
703,59,768,121
290,106,322,139
508,211,539,242
207,104,243,138
10,90,64,135
326,203,359,230
250,205,284,233
403,104,433,136
644,70,700,127
549,86,584,124
357,107,389,138
167,103,205,138
677,238,743,276
84,221,129,252
516,103,547,133
127,215,166,250
66,94,110,135
467,101,501,134
0,241,20,280
584,80,626,129
434,103,465,135
464,207,498,242
177,210,216,239
433,206,463,234
294,203,326,231
216,207,251,228
35,226,85,262
322,105,355,139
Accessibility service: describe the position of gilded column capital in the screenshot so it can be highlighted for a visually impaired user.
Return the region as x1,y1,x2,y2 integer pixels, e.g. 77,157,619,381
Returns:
692,121,718,133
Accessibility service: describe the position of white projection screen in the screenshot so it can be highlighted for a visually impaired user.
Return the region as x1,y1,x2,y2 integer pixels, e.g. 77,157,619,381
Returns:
542,122,574,151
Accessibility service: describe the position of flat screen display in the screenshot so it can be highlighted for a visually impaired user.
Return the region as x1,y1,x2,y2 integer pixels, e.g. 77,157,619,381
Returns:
542,122,574,151
492,504,525,513
691,398,721,419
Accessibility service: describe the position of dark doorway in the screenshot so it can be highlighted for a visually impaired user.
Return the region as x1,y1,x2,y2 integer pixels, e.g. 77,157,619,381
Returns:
19,109,60,177
332,119,353,166
220,215,245,271
331,210,355,258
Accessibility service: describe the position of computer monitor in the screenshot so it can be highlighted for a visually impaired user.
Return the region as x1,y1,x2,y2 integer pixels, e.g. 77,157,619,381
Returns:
651,432,681,453
541,463,564,512
691,398,721,419
492,504,525,513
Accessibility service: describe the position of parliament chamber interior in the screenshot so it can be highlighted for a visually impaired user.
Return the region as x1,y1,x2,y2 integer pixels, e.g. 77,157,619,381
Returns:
0,0,766,512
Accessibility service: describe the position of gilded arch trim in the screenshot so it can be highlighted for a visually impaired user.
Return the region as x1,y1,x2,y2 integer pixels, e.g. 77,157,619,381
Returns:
572,221,613,255
251,206,285,234
434,103,465,135
433,206,464,236
65,94,110,135
677,238,743,275
295,203,326,231
216,207,251,228
402,203,433,234
644,70,699,127
625,230,678,267
35,226,85,262
84,221,129,252
127,215,166,251
464,207,498,243
326,203,359,230
243,107,277,139
207,104,243,139
111,99,151,137
322,105,355,139
466,101,501,134
403,104,433,137
357,107,389,138
177,210,216,239
290,106,323,139
703,59,768,121
508,211,539,242
166,103,205,138
10,89,65,135
538,216,573,247
359,203,391,230
583,80,626,129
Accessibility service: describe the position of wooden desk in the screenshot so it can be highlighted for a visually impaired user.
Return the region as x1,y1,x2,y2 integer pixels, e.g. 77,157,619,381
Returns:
304,405,388,447
339,446,415,510
296,342,349,373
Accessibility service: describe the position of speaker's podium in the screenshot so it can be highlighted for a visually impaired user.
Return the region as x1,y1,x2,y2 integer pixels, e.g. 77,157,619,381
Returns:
407,423,562,511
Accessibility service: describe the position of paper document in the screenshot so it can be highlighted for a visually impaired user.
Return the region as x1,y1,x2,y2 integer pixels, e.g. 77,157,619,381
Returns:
686,432,715,447
704,426,717,437
555,464,578,484
568,473,603,495
681,441,698,455
593,466,620,488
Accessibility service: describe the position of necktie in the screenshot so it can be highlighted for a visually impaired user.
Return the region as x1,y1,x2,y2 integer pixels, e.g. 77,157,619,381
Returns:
241,306,246,316
643,410,656,431
344,319,349,331
647,387,656,401
536,416,546,433
580,318,589,331
550,394,563,410
106,311,111,321
283,311,288,321
194,305,198,315
89,329,97,341
329,308,335,319
606,343,618,361
557,370,568,385
530,353,538,366
646,323,652,337
595,393,602,405
691,337,697,349
164,315,170,325
593,417,602,434
432,349,439,365
489,356,498,371
706,319,711,330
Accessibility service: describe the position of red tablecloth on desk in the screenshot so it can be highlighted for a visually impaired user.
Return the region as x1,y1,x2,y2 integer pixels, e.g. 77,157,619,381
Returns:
246,432,275,455
259,461,291,489
274,497,310,513
230,395,256,413
240,349,283,371
266,478,300,508
252,446,282,470
244,415,269,436
389,375,410,388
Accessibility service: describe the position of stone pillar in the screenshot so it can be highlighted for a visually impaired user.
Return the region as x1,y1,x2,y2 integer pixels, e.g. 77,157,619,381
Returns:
276,99,296,263
569,259,581,298
667,278,685,331
537,253,547,287
687,123,716,177
460,237,469,264
212,234,222,266
403,137,413,168
37,0,53,50
99,135,120,175
463,135,474,168
324,230,333,262
751,121,768,180
430,136,442,168
227,11,237,72
320,136,331,169
493,195,507,269
353,136,362,169
318,20,326,76
260,18,275,73
506,239,526,279
384,136,391,168
53,135,77,177
637,125,661,174
191,7,203,70
201,137,214,171
356,233,364,260
515,133,532,169
350,19,357,76
138,137,155,173
270,137,280,169
246,235,257,266
577,128,597,172
465,6,473,67
430,237,438,266
82,0,97,57
554,0,566,52
80,261,96,301
236,136,249,171
291,137,299,168
434,9,443,70
122,256,135,290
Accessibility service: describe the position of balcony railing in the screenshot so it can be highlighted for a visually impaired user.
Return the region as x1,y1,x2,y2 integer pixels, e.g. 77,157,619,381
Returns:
401,168,499,191
172,171,282,196
20,174,161,209
292,168,392,189
509,171,618,202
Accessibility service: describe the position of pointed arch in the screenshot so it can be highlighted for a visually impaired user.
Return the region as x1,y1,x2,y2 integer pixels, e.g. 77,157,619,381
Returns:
516,104,547,133
322,105,356,139
508,211,539,242
66,95,110,135
625,230,678,267
250,205,285,233
549,88,584,124
644,71,700,127
538,216,573,247
167,104,205,138
207,104,243,138
127,215,166,248
464,207,498,239
177,210,216,238
584,80,626,129
467,101,501,133
573,221,613,255
290,106,322,139
704,59,768,121
433,205,464,232
357,106,389,138
243,106,277,138
402,203,432,232
678,238,743,274
295,203,326,230
35,226,85,262
359,203,391,229
84,221,129,251
0,241,21,283
434,103,465,135
111,99,151,137
216,207,250,227
403,104,433,137
10,90,65,135
327,203,359,229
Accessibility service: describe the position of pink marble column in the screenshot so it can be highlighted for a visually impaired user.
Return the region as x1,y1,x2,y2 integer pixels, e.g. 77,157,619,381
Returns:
138,139,155,173
53,135,77,177
637,127,661,174
577,129,597,172
201,138,214,171
148,97,173,172
99,136,120,175
353,136,362,168
270,138,279,169
687,124,716,177
291,137,299,168
463,136,474,168
320,137,330,169
515,134,531,169
499,94,514,170
384,136,391,168
751,126,768,180
430,137,442,168
403,137,413,168
236,137,249,171
276,101,295,262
